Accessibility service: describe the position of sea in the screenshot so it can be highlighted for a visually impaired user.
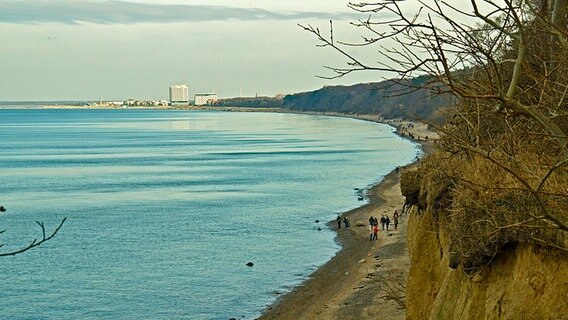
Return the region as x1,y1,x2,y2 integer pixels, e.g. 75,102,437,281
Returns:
0,108,419,319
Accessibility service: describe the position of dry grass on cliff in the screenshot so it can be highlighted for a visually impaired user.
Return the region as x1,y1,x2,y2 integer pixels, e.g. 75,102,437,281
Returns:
400,44,568,272
402,145,567,274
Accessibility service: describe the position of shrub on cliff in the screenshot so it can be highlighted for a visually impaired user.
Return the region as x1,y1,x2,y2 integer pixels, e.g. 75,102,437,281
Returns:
400,169,422,208
301,0,568,274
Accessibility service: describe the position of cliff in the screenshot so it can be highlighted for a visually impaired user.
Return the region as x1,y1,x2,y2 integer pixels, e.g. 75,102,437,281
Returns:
402,164,568,320
283,78,453,123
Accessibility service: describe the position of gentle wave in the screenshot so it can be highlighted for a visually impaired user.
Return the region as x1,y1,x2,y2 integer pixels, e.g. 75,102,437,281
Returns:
0,109,418,320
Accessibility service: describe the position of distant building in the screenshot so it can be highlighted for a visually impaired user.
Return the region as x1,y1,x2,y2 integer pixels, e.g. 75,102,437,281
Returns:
194,93,218,106
169,85,189,104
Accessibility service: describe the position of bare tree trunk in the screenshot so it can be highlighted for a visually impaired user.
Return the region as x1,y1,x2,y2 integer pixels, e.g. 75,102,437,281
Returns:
552,0,567,32
551,0,568,55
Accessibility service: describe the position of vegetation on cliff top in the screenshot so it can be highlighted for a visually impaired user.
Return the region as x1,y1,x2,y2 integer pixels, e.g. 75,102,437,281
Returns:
304,0,567,274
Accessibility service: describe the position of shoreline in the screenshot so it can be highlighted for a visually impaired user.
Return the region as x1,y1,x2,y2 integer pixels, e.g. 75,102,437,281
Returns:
258,167,411,319
257,123,435,319
9,105,438,145
6,105,434,319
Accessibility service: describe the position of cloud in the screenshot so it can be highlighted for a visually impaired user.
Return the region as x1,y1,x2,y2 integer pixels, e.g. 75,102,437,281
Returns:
0,0,359,24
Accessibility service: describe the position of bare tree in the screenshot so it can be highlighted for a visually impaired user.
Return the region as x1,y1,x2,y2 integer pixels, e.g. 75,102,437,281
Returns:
302,0,567,272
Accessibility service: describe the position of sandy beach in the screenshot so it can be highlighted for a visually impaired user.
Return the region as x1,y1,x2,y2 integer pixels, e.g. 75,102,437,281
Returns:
259,122,435,320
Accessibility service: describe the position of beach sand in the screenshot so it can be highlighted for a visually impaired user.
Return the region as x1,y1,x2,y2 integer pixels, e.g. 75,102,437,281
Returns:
258,169,410,320
259,124,435,320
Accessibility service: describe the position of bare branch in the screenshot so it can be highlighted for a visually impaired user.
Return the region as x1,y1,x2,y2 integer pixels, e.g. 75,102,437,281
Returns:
0,218,67,257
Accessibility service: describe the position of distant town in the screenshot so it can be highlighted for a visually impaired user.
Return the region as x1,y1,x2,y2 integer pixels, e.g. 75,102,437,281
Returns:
89,84,218,108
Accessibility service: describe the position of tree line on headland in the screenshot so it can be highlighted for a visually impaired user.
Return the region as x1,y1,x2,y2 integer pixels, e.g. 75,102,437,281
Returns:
214,76,454,124
282,77,453,123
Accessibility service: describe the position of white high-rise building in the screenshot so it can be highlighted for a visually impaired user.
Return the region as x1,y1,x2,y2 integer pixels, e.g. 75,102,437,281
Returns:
169,85,189,104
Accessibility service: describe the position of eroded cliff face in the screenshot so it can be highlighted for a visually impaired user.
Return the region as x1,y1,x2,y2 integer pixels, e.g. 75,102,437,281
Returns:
405,206,568,320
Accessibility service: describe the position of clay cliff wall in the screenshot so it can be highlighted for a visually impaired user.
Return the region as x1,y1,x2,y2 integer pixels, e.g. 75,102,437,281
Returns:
405,205,568,320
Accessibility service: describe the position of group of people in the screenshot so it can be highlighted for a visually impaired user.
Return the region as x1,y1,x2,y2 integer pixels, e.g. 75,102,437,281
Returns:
368,210,400,241
336,215,350,229
336,209,400,240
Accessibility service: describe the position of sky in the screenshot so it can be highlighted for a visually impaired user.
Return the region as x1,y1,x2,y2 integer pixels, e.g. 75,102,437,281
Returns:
0,0,397,101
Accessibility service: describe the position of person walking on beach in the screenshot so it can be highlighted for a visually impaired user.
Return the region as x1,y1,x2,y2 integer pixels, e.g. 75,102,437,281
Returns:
394,210,399,220
386,216,391,231
380,216,386,230
337,215,342,229
372,224,379,240
343,217,350,228
394,216,399,230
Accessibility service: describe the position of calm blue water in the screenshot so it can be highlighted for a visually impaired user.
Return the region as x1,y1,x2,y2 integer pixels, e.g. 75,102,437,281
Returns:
0,109,419,319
